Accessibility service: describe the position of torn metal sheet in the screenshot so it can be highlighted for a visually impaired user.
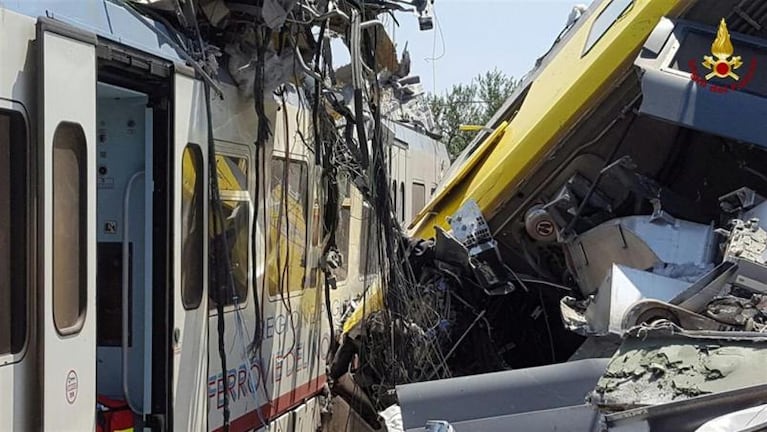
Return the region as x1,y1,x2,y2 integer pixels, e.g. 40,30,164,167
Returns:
670,262,737,313
590,326,767,410
568,216,716,296
583,264,692,335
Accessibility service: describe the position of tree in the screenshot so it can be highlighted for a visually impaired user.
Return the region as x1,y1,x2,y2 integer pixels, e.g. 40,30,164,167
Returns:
427,69,518,158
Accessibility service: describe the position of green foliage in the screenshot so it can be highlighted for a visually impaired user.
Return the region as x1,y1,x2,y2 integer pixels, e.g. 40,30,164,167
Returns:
427,69,518,158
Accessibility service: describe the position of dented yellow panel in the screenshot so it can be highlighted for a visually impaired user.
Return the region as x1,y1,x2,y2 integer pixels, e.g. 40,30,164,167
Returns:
410,0,690,239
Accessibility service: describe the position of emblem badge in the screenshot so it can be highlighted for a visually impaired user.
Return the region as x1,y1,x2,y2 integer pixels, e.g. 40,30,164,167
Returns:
702,19,743,80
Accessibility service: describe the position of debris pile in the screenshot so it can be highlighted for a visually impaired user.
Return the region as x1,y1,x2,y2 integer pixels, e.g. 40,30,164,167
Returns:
384,189,767,431
329,210,581,415
349,5,767,432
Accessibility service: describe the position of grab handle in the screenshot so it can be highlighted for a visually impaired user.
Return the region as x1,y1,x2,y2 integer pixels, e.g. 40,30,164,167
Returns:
122,170,144,414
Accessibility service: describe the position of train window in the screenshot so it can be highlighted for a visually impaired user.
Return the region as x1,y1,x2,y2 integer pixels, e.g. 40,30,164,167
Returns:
336,180,351,282
0,110,27,356
182,145,204,310
210,153,249,308
400,182,405,222
268,157,309,296
583,0,633,56
412,182,426,220
52,122,87,335
358,202,380,276
392,180,397,219
308,193,322,288
312,195,322,247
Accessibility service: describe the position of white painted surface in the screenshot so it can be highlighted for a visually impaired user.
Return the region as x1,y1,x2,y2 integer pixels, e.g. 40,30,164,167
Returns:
585,264,691,335
173,74,210,431
40,30,97,431
0,9,41,432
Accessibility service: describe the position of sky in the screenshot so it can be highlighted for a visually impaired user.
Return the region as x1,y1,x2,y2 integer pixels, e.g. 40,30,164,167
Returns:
335,0,587,95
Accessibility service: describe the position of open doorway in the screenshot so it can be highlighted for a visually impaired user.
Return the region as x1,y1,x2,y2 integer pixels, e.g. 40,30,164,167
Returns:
95,82,153,422
94,70,173,429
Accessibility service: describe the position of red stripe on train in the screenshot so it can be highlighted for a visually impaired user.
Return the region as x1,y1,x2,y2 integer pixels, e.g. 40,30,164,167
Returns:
211,375,327,432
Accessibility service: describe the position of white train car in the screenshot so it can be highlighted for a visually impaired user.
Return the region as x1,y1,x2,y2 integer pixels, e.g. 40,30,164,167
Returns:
0,2,448,431
385,120,450,227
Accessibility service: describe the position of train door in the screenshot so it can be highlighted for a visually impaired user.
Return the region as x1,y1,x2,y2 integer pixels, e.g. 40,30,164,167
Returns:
95,79,158,427
37,21,97,431
94,60,208,431
172,73,209,431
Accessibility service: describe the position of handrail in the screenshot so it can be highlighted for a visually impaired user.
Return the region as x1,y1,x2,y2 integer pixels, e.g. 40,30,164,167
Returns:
122,170,145,415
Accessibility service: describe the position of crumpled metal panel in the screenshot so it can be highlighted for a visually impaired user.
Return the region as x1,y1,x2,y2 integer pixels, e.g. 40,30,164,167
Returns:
583,264,691,335
568,215,716,296
591,327,767,410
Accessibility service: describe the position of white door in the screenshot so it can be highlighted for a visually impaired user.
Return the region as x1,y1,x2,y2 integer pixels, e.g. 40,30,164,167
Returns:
37,22,97,431
172,72,209,431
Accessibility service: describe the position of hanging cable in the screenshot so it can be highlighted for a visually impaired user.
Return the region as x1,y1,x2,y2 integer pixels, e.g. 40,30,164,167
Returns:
561,108,638,238
117,0,223,98
248,24,271,364
204,81,231,432
312,18,328,166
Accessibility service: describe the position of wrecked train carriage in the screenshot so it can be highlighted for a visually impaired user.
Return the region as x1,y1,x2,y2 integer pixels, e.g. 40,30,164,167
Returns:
383,0,767,431
0,0,445,431
403,0,767,367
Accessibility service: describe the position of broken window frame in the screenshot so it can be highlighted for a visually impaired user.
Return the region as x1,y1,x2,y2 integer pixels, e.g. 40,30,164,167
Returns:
411,181,427,220
336,178,352,283
267,154,311,298
582,0,635,56
358,200,381,277
209,144,251,311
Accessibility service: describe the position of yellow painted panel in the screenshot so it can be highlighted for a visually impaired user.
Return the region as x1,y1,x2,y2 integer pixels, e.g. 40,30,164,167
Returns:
411,0,689,239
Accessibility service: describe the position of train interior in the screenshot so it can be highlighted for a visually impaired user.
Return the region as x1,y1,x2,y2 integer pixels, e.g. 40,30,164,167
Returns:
93,68,173,426
95,82,154,415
